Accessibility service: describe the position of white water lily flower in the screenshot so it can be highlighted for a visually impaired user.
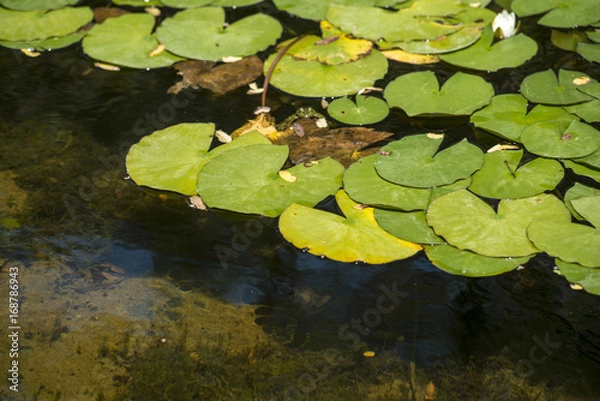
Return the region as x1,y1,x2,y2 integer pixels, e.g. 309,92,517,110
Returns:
492,10,518,39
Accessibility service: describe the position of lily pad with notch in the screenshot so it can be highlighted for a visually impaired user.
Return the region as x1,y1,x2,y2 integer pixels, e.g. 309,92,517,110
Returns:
374,209,443,245
528,196,600,268
520,69,596,105
196,143,344,217
520,119,600,159
470,94,578,142
468,149,564,199
425,244,530,277
0,5,93,42
384,71,494,117
511,0,600,29
374,134,485,188
426,189,571,257
83,13,184,69
439,25,538,72
156,7,282,61
278,190,422,264
327,95,390,125
343,155,432,211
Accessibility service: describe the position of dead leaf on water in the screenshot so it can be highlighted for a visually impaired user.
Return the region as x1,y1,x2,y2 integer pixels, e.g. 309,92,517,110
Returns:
168,56,263,95
231,113,278,138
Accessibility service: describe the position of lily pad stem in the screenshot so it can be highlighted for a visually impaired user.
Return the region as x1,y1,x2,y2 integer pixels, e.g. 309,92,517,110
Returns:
262,36,304,109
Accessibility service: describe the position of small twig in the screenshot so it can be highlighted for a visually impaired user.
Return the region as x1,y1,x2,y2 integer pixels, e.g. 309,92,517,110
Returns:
261,36,304,109
504,160,517,178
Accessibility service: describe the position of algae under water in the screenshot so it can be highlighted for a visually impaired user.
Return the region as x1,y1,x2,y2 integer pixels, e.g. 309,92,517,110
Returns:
0,1,600,400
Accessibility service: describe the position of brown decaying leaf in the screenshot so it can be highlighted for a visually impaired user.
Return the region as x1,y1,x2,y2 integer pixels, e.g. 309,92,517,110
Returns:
93,7,129,24
231,113,277,138
168,56,263,95
273,118,394,167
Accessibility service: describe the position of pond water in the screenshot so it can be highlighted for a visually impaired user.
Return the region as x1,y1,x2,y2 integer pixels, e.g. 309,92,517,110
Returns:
1,2,600,400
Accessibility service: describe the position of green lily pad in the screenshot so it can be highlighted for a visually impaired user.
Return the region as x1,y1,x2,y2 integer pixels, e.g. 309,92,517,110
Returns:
328,95,389,125
468,149,564,199
572,196,600,228
273,0,408,21
0,6,93,42
384,71,494,117
343,155,431,211
555,259,600,296
573,148,600,169
521,119,600,159
112,0,163,5
512,0,600,29
379,7,495,54
427,189,571,257
326,4,463,43
425,244,530,277
563,160,600,183
564,183,600,220
196,144,344,217
374,209,443,245
520,69,595,105
160,0,213,7
577,42,600,63
564,99,600,123
0,31,85,51
265,48,388,97
0,0,78,10
211,0,264,6
374,134,485,188
278,190,422,263
156,7,282,61
528,220,600,268
126,123,216,196
439,25,538,72
83,13,184,69
430,177,472,200
470,94,578,142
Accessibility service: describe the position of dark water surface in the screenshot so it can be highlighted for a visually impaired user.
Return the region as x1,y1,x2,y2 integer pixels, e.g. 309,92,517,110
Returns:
1,2,600,400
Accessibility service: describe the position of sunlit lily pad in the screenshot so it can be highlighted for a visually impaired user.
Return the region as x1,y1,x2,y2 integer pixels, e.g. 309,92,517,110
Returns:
0,0,78,10
112,0,163,5
156,7,282,61
160,0,213,7
279,190,422,263
563,160,600,183
440,25,538,72
374,209,443,244
564,100,600,123
0,31,86,51
343,155,431,211
573,148,600,169
289,31,373,66
555,259,600,295
126,123,216,196
83,13,184,69
430,177,471,200
425,244,530,277
196,144,344,217
468,149,564,199
0,6,93,42
427,189,571,257
265,47,388,97
470,94,578,142
327,95,389,125
512,0,600,28
528,203,600,268
381,49,440,64
384,71,494,117
521,119,600,159
375,134,484,188
564,183,600,220
520,69,595,105
326,4,462,43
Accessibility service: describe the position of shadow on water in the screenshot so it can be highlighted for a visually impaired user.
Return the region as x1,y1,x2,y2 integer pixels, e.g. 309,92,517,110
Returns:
1,3,600,400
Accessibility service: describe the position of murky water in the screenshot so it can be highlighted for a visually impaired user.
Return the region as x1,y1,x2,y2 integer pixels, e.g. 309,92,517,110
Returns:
1,2,600,400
